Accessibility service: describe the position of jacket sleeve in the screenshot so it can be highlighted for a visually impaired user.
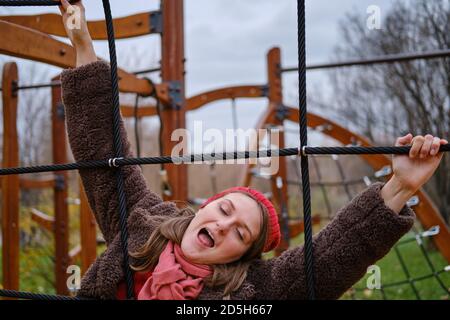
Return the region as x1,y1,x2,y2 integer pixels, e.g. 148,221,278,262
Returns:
248,182,415,300
60,61,173,245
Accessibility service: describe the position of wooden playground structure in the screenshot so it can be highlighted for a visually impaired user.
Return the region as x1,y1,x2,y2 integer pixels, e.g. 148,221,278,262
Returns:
1,0,449,297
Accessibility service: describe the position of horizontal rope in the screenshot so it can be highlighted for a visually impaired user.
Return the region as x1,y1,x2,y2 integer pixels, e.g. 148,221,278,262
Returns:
0,289,80,300
15,80,61,91
0,144,449,176
302,144,450,156
282,48,450,72
0,0,71,6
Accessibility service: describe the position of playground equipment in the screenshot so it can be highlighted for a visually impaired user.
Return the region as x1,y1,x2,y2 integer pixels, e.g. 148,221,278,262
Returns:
0,0,449,300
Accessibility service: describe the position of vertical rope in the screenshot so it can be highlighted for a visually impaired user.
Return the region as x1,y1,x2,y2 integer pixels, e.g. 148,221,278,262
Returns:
102,0,134,299
297,0,315,299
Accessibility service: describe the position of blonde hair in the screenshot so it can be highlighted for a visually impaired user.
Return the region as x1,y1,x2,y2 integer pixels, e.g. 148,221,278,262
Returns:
130,191,269,296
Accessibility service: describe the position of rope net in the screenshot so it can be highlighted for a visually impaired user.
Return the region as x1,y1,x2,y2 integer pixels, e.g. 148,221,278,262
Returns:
247,126,450,300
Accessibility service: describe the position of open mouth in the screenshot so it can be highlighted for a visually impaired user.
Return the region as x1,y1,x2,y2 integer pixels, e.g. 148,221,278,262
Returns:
198,228,215,248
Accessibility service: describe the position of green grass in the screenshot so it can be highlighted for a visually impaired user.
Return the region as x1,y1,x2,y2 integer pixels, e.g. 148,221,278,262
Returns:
0,242,56,294
343,235,450,300
281,229,449,300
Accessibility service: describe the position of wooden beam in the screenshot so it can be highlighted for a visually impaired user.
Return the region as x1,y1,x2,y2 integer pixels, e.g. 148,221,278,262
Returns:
1,62,20,292
68,245,81,266
30,208,54,233
160,0,187,202
120,104,157,118
79,178,97,275
266,48,290,256
0,20,155,95
186,85,267,111
19,177,55,189
0,11,159,40
289,216,322,238
52,75,69,295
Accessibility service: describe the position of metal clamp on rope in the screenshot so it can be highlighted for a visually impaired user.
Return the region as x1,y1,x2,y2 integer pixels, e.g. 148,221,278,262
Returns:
299,145,308,157
159,169,173,197
108,157,124,168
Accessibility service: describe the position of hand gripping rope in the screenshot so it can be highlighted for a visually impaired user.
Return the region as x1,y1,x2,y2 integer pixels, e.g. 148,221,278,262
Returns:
0,0,449,301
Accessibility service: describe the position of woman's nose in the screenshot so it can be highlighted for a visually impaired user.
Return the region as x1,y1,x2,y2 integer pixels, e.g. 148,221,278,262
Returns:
216,219,233,234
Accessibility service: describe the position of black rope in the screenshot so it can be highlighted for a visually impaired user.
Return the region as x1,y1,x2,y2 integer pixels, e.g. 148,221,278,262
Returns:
297,0,315,300
15,80,61,91
393,245,421,299
302,145,450,155
0,0,78,5
1,144,449,176
414,235,449,293
0,289,80,300
102,0,134,299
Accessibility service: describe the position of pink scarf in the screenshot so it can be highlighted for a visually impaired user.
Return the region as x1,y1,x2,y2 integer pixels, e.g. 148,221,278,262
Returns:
137,241,212,300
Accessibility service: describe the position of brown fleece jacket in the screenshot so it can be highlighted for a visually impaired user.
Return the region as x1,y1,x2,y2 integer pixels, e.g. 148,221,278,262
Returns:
60,61,415,300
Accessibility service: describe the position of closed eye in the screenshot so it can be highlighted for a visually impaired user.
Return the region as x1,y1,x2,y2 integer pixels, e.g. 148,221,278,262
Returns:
236,229,244,241
219,206,228,216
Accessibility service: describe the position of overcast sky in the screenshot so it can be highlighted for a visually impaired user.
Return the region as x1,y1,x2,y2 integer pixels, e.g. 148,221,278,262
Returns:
1,0,397,150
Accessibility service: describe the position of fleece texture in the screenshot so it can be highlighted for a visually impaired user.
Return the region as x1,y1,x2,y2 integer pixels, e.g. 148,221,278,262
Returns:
60,61,415,300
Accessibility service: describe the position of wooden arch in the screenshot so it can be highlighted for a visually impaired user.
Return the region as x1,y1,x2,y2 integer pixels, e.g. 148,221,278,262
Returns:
0,11,160,40
186,85,267,111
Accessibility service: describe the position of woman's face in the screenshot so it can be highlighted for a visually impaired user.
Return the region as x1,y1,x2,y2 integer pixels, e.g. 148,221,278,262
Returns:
181,193,262,265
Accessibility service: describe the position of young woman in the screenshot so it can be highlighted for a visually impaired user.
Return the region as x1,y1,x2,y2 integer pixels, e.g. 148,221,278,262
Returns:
59,0,447,300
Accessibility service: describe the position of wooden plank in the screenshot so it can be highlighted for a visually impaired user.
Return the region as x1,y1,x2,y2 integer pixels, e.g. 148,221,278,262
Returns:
120,104,157,118
51,76,69,295
0,11,157,40
79,178,97,275
19,177,55,189
1,62,20,292
266,48,290,255
289,216,322,238
186,85,266,111
0,20,154,95
30,208,54,233
68,244,81,266
160,0,187,202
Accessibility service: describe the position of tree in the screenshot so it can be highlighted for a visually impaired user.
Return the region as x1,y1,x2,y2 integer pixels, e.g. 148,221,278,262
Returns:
314,0,450,223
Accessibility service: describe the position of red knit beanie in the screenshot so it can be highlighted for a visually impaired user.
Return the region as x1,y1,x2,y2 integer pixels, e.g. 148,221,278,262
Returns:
199,186,280,252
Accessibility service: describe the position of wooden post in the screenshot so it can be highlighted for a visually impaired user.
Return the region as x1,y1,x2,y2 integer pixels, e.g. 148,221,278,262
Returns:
1,62,20,291
160,0,188,202
267,48,290,254
51,75,69,294
79,178,97,275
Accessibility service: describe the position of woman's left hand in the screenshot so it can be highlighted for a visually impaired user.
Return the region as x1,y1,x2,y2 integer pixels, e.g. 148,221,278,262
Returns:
392,133,448,193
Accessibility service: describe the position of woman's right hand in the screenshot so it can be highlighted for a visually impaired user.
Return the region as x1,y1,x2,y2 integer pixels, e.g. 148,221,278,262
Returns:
59,0,97,66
